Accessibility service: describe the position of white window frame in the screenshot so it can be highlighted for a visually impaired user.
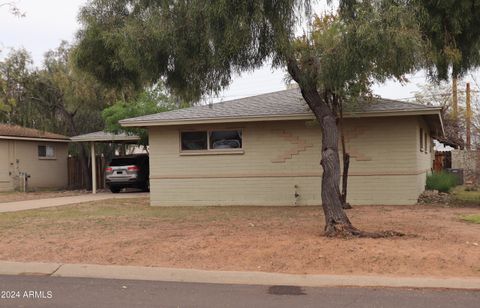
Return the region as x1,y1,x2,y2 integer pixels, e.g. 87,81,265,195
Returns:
179,128,244,155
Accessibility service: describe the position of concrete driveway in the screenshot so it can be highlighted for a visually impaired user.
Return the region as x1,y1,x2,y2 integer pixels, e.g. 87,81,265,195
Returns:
0,192,149,213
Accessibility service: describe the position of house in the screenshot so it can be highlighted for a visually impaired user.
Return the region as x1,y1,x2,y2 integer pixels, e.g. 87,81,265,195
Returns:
0,124,70,191
120,88,444,206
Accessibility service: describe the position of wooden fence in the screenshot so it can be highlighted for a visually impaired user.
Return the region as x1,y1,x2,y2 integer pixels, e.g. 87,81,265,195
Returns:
67,156,106,190
433,151,451,172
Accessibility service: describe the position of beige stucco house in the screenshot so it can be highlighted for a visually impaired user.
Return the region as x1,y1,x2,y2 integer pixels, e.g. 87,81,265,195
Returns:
0,124,70,191
120,89,444,206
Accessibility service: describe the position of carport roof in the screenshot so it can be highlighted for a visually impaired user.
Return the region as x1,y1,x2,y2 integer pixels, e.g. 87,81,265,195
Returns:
70,131,140,143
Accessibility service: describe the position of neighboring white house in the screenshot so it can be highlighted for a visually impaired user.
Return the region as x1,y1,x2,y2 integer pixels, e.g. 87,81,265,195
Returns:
120,89,444,206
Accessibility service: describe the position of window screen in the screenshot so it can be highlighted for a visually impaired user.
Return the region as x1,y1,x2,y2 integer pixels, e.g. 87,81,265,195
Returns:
181,131,208,150
38,145,55,158
209,130,242,149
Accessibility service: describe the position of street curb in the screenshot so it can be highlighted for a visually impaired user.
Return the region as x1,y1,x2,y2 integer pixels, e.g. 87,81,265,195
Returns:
1,261,480,290
0,261,61,276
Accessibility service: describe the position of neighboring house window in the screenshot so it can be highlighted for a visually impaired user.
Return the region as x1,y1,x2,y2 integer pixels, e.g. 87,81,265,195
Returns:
419,128,424,152
181,129,243,151
38,145,55,159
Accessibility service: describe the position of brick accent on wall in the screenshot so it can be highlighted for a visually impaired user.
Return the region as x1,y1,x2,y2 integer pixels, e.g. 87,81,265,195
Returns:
343,126,372,161
270,130,314,163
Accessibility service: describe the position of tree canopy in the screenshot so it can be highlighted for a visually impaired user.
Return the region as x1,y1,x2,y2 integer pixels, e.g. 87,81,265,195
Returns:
413,0,480,80
74,1,424,101
338,0,480,80
0,43,120,136
102,83,184,145
74,0,307,101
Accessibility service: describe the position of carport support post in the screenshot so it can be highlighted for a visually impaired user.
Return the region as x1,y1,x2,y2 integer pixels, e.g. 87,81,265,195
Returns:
91,142,97,194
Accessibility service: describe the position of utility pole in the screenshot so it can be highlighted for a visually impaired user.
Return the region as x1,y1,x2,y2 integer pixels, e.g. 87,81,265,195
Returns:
452,77,458,119
466,82,472,150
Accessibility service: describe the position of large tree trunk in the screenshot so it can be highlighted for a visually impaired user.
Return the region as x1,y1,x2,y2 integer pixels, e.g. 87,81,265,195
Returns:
341,152,351,208
286,59,403,238
339,106,352,209
300,88,356,236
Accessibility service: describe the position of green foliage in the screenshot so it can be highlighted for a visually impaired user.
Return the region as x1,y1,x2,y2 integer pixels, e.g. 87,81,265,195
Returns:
0,48,32,124
338,1,480,81
426,172,458,192
102,84,183,145
74,0,309,101
74,0,425,105
296,3,423,99
413,0,480,80
452,186,480,203
0,42,126,136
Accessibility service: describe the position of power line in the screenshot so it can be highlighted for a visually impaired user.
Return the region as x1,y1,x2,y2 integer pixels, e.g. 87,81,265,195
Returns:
380,89,480,102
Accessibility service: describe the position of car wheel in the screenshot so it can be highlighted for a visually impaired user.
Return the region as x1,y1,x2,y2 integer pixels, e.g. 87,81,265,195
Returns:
110,187,121,193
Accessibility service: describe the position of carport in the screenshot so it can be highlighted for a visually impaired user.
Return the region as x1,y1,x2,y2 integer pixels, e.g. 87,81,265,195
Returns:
70,131,141,194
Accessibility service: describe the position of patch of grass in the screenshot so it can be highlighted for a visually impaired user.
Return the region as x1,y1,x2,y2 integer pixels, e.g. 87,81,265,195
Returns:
426,172,458,192
0,198,252,224
461,214,480,224
0,198,321,233
452,186,480,204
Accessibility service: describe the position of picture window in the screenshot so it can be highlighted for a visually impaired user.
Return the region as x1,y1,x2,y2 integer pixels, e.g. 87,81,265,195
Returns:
181,129,243,151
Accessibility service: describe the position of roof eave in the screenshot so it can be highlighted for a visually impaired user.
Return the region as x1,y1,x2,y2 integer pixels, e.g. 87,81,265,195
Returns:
120,108,443,128
424,112,445,139
70,136,141,143
0,135,71,143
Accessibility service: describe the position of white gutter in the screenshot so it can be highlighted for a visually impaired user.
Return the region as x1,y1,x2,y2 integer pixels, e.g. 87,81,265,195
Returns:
70,136,140,142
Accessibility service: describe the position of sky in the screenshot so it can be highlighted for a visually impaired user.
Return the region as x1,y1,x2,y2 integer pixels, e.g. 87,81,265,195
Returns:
0,0,433,102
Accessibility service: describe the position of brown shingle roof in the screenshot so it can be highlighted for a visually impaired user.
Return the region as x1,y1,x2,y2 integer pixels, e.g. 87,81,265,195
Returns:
0,124,70,141
120,88,442,126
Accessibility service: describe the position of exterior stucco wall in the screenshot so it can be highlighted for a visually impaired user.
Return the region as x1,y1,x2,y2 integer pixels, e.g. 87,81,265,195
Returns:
148,116,428,206
0,139,68,191
415,117,435,195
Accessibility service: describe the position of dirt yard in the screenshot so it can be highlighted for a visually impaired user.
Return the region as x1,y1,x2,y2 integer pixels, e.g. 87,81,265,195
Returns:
0,198,479,278
0,190,88,203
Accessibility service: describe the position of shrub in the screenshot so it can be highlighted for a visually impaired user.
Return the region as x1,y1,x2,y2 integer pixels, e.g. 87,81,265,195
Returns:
426,172,458,193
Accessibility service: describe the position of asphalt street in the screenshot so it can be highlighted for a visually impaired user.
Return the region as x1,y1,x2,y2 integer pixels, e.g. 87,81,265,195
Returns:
0,275,478,308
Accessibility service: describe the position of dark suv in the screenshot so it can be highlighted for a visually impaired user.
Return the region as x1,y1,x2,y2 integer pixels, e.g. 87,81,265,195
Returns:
105,155,149,193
